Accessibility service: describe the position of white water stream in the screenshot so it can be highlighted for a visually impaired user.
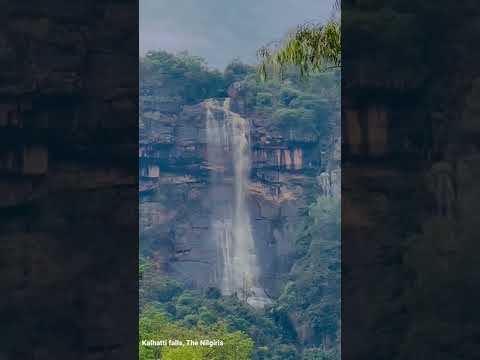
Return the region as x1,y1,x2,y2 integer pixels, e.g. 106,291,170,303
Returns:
205,98,270,308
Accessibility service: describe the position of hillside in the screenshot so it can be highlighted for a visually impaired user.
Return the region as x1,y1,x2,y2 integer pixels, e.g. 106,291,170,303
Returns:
139,51,340,359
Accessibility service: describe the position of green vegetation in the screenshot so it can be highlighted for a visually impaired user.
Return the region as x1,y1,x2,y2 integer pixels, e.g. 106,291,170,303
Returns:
140,195,340,359
140,266,292,359
258,21,341,79
140,306,254,360
140,50,229,104
140,51,340,359
276,196,340,356
237,68,339,134
140,50,338,135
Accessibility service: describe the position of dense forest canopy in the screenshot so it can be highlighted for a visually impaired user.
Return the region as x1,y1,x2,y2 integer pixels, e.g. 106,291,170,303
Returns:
140,50,339,132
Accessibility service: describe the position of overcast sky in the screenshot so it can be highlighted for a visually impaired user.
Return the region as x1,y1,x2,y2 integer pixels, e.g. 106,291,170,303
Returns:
140,0,336,69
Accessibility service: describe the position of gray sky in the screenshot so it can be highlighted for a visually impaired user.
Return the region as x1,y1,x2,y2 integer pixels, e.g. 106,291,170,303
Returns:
140,0,336,69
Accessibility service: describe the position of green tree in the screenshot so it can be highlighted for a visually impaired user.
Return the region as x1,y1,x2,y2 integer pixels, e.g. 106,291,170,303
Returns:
258,20,340,79
139,307,254,360
140,50,227,104
258,0,341,80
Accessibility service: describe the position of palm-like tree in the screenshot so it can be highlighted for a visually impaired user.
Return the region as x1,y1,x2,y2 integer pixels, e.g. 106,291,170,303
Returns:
258,1,341,79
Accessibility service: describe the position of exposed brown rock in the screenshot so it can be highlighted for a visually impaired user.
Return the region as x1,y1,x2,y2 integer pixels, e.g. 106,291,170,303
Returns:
140,95,339,295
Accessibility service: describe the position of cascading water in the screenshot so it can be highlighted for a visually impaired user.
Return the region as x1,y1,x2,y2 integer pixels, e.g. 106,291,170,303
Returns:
205,98,270,308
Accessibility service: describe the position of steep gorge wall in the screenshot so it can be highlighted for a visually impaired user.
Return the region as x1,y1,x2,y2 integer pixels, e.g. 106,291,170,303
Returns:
140,83,340,297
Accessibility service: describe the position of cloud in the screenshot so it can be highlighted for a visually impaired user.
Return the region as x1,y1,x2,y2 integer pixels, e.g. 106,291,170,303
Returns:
140,0,335,69
140,26,212,56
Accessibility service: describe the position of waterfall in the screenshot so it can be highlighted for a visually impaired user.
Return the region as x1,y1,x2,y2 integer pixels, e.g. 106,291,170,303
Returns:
205,98,270,308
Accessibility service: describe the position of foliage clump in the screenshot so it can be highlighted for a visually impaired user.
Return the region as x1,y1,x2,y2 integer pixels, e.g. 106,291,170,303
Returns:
258,21,341,80
140,50,228,105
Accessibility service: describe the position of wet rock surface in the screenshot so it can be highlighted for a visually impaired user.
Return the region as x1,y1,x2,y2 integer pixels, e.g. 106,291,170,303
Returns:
140,82,340,298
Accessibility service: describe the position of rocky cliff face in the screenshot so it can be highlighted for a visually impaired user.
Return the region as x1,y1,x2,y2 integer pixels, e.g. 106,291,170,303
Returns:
140,82,340,298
